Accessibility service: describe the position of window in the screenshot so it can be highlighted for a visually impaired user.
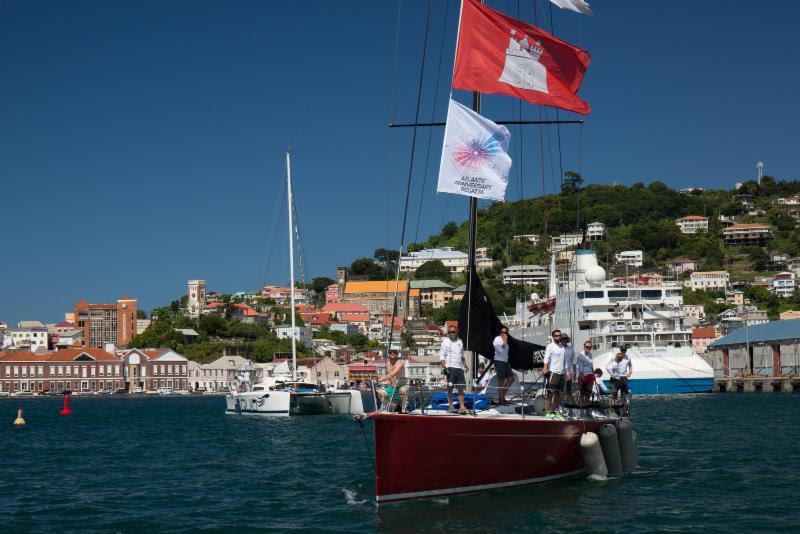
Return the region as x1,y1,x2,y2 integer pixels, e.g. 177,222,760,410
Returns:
67,367,72,376
167,365,173,376
114,366,120,376
21,367,27,377
37,366,43,377
99,366,104,376
58,366,63,376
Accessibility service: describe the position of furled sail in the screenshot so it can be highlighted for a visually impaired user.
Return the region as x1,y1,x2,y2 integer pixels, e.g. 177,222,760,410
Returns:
458,271,543,370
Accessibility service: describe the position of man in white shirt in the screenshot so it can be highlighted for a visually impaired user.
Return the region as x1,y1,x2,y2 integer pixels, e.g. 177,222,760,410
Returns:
492,325,513,404
604,346,633,415
440,326,468,414
542,329,566,420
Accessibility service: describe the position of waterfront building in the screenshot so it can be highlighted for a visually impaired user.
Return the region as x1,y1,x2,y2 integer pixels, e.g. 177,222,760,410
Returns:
187,280,207,318
686,271,730,291
707,318,800,379
121,348,189,392
307,356,346,387
74,296,138,348
675,215,709,234
0,348,123,393
723,223,773,246
187,355,257,392
668,257,699,274
586,221,606,241
614,250,643,268
502,265,549,286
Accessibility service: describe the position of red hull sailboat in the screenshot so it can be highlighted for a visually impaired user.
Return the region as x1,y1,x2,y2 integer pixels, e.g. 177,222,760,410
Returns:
372,412,609,503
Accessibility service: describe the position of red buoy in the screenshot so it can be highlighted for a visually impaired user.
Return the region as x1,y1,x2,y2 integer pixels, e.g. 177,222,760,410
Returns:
59,395,72,416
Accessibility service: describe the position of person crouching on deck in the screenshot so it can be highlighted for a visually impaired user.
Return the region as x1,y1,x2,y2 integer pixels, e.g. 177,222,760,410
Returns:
440,326,468,414
376,349,408,413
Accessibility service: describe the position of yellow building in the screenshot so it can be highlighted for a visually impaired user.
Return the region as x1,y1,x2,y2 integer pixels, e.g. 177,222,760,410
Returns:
779,310,800,320
341,280,410,318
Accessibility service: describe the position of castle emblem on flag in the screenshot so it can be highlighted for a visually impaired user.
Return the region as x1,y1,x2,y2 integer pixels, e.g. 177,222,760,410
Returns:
498,30,549,94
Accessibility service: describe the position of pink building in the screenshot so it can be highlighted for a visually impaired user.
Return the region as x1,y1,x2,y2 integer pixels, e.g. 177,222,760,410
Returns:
691,327,719,355
325,283,340,304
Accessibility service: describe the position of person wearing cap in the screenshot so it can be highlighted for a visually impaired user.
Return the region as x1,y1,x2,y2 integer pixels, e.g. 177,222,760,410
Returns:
440,325,468,414
376,349,409,413
492,325,513,404
543,329,566,420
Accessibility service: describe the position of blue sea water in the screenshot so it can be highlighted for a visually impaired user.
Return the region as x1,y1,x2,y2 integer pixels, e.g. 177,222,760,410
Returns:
0,394,797,532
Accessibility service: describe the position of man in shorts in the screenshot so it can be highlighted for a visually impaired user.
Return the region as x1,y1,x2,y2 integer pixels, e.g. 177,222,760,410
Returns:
440,325,468,414
605,348,633,416
543,329,566,420
492,325,513,404
376,349,409,412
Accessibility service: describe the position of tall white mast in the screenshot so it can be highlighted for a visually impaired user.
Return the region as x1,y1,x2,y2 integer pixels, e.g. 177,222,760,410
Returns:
286,151,297,382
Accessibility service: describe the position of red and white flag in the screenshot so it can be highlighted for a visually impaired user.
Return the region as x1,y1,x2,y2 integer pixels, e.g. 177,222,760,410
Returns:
453,0,591,115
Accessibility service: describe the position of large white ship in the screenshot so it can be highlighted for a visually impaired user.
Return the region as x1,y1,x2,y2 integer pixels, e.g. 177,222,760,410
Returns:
510,249,713,394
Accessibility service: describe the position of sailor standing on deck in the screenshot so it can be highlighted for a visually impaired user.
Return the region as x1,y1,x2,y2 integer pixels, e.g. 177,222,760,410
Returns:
440,326,468,414
605,347,633,415
492,325,512,405
543,330,567,420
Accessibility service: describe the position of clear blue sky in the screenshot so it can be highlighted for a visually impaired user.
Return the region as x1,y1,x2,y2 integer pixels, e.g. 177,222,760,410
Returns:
1,0,798,323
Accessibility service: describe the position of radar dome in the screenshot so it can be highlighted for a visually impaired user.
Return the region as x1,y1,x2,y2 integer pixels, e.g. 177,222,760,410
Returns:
584,265,606,286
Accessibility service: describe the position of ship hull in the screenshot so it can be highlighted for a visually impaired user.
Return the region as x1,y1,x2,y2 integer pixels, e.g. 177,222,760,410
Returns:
371,412,610,503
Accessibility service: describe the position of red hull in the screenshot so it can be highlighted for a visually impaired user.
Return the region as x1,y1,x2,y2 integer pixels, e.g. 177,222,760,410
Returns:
372,412,609,503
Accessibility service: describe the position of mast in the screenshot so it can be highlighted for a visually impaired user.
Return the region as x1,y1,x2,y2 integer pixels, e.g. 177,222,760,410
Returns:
286,151,298,382
466,87,481,381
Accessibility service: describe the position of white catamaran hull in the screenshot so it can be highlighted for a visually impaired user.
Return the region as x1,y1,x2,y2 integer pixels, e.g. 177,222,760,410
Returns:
226,390,291,417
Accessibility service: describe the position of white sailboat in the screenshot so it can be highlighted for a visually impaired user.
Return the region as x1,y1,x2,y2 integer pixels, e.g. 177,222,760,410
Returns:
225,152,363,416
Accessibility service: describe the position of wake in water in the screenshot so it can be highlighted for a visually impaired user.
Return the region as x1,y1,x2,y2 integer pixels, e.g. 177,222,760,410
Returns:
587,474,610,482
342,488,367,505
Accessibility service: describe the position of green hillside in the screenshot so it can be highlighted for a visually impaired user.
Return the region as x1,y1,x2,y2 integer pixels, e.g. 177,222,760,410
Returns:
409,175,800,275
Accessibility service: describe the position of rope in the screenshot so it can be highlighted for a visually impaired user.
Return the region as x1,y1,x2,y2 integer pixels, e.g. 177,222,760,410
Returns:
387,0,434,351
260,180,287,288
413,0,450,246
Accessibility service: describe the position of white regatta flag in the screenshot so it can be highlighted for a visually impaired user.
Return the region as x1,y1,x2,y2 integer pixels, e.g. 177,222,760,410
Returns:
549,0,592,16
437,99,512,202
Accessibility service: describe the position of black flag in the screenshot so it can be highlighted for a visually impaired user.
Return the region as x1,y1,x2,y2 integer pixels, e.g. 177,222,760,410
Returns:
458,271,543,370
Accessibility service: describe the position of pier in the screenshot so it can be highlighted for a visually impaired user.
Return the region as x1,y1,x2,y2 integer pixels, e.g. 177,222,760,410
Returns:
706,318,800,393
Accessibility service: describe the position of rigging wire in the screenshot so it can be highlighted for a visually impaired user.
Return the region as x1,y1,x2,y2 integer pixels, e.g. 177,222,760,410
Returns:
388,0,434,350
261,179,288,288
413,0,450,246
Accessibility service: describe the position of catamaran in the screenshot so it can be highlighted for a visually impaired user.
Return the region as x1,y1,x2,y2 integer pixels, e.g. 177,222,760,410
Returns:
225,152,363,417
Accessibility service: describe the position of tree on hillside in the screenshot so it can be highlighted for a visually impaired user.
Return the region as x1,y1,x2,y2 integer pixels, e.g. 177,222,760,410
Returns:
374,248,399,264
350,257,388,280
441,221,459,239
311,276,335,294
414,260,451,282
562,171,583,195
